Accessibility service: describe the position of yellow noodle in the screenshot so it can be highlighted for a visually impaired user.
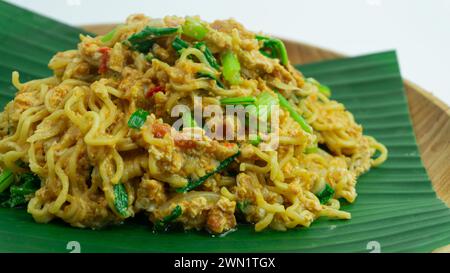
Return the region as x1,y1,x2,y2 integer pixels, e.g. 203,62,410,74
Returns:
0,15,387,233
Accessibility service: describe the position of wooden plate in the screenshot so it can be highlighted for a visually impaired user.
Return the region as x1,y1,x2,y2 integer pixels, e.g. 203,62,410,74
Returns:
84,24,450,211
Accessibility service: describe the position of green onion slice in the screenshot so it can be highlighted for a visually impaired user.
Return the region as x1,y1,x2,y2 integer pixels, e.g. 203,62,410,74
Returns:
128,109,149,129
249,135,262,146
177,151,240,193
127,26,180,53
128,26,179,43
196,71,224,88
255,91,278,119
182,17,208,40
305,146,319,154
194,42,219,70
101,27,117,43
306,78,332,97
145,52,155,62
237,200,251,213
0,169,14,193
220,96,256,105
316,184,335,204
113,183,129,217
277,92,312,133
182,111,198,128
172,36,190,53
221,51,242,86
256,35,289,66
153,205,183,232
1,172,40,208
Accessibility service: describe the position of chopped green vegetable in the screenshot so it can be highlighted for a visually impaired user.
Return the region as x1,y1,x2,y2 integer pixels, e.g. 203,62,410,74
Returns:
306,78,332,97
182,17,208,40
196,71,224,88
128,109,149,129
14,173,40,192
153,205,183,232
182,111,198,128
253,91,278,119
221,51,242,85
256,35,289,66
1,172,40,208
127,26,180,53
172,36,190,53
215,91,278,146
318,84,331,97
194,42,219,70
237,200,251,213
316,184,335,204
219,92,278,115
177,151,240,193
100,27,117,43
305,146,319,154
0,169,14,193
277,92,312,133
173,39,220,75
244,91,278,119
113,183,128,217
245,91,279,146
220,96,256,105
249,135,262,146
129,39,155,53
145,52,155,62
128,26,179,43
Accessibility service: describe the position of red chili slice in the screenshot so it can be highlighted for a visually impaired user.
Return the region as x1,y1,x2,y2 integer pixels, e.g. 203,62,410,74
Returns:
152,123,170,138
146,85,165,98
98,47,111,74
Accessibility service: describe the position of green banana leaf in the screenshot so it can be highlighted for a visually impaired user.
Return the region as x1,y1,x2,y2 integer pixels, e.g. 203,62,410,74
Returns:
0,1,449,253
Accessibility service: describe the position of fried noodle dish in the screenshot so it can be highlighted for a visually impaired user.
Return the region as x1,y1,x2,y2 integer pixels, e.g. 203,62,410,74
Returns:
0,15,387,234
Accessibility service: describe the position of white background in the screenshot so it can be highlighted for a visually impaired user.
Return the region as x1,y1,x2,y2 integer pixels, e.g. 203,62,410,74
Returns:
6,0,450,105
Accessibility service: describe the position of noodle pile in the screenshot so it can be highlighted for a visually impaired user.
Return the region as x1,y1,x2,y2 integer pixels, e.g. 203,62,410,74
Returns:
0,15,387,233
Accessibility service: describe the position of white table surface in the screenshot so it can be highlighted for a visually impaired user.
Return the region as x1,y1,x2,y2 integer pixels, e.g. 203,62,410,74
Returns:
6,0,450,106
